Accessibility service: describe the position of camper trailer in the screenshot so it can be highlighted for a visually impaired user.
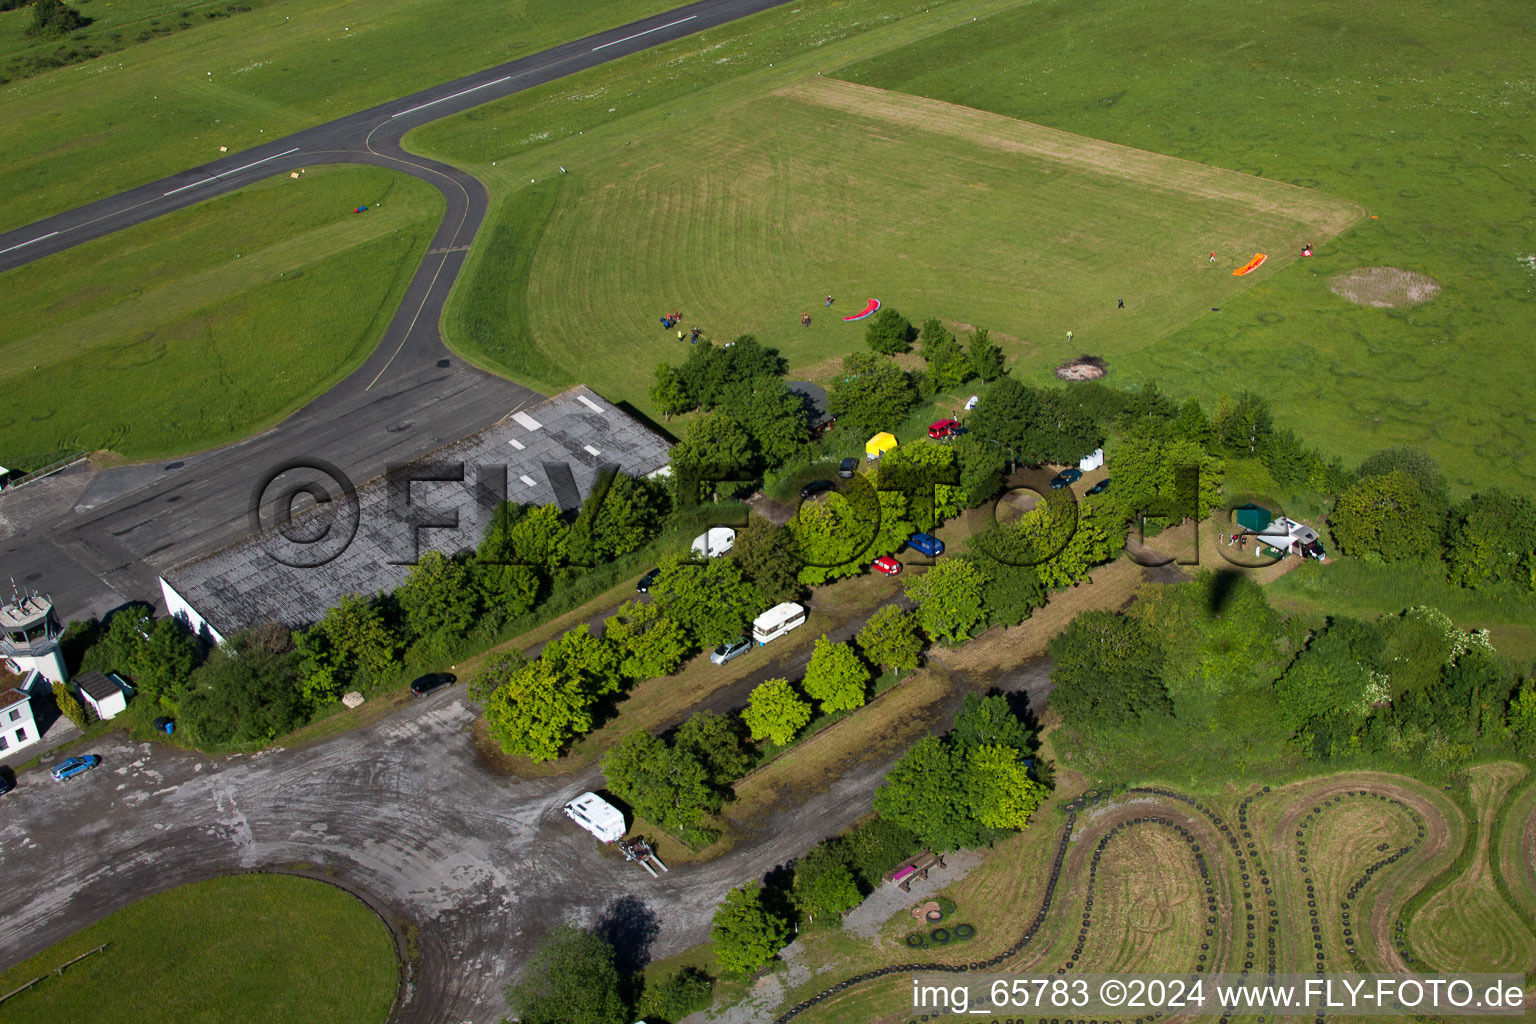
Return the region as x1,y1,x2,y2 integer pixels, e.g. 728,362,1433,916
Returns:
563,792,626,843
751,602,806,647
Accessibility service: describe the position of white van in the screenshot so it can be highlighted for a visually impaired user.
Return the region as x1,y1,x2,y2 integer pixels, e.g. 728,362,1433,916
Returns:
751,602,806,646
564,792,626,843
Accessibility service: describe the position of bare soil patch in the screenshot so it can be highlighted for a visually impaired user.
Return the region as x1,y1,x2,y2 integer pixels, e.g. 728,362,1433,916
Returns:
1056,354,1107,381
1329,266,1441,307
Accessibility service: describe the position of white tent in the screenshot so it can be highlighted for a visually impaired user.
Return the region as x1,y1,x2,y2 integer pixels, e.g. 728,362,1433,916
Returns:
1078,447,1105,472
691,526,736,558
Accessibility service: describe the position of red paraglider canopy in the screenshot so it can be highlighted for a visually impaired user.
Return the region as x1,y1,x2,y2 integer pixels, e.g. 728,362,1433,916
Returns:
842,298,880,321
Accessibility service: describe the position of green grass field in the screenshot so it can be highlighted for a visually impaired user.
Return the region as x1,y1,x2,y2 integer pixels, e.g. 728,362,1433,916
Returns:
838,0,1536,493
0,874,398,1024
0,0,675,232
0,164,441,463
412,0,1535,496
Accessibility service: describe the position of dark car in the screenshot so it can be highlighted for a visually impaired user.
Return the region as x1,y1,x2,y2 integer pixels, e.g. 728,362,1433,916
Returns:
0,771,14,796
1050,467,1083,489
410,673,456,696
799,479,834,500
1086,477,1111,496
838,458,858,479
636,568,661,593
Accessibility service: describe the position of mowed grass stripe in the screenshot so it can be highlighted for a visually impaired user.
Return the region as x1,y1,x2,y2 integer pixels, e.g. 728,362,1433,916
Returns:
780,78,1365,236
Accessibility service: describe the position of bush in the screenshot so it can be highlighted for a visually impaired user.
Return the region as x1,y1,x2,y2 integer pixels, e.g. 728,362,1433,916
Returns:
52,681,89,729
638,966,714,1021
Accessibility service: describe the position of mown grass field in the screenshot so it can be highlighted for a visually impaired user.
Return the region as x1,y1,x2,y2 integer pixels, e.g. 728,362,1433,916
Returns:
0,164,440,463
424,78,1347,417
0,874,398,1024
0,0,675,232
839,0,1536,493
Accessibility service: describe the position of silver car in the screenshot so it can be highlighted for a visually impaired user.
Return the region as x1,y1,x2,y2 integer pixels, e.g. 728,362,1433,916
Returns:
710,636,751,665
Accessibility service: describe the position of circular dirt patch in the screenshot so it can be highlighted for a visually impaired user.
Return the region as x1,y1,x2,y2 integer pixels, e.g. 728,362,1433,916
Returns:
1330,267,1441,307
1056,354,1107,381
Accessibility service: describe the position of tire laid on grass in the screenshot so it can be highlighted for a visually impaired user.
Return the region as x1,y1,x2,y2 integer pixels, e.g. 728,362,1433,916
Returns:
930,928,950,945
954,923,975,940
906,933,927,949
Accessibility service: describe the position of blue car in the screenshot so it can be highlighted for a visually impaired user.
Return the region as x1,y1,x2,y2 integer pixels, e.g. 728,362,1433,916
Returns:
907,532,945,557
1050,468,1083,489
51,755,102,782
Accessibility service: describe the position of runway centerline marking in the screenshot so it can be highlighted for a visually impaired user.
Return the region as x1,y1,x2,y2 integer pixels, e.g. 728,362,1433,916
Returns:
391,76,512,118
162,147,299,196
591,14,695,50
0,231,59,256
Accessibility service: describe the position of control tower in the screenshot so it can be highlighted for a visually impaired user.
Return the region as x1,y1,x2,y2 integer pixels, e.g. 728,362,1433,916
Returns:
0,588,67,684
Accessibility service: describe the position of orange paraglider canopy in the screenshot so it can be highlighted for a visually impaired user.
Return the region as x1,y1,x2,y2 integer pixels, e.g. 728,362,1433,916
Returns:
1232,253,1267,276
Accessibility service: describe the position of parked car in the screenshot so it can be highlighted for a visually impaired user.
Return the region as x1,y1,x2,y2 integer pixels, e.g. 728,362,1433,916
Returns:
838,457,858,479
635,568,661,593
1086,477,1111,496
1050,468,1083,489
907,532,945,557
927,418,961,440
410,672,456,696
50,755,101,782
871,555,903,576
710,636,751,665
0,772,14,796
799,479,834,499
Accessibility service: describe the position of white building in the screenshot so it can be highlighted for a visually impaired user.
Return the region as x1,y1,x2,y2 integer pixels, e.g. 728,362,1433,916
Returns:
73,669,131,721
0,677,40,756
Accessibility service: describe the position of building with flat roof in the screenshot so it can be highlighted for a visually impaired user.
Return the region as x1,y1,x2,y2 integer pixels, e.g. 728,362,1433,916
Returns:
160,386,672,642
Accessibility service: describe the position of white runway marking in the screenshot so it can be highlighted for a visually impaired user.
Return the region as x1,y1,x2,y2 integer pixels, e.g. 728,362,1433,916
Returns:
162,147,299,196
591,14,696,50
391,76,512,118
0,231,58,256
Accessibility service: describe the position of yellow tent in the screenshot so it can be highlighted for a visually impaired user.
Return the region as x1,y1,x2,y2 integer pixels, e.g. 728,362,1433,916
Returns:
865,432,898,459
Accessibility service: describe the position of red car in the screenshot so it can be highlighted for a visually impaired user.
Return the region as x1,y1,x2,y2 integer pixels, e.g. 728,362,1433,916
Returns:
872,555,903,576
927,418,960,439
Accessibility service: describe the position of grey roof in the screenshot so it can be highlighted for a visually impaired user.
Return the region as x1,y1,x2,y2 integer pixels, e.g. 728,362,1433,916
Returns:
786,381,832,429
164,386,671,637
73,670,119,701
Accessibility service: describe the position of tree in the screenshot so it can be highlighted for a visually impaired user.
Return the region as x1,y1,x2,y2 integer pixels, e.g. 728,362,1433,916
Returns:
965,377,1038,452
674,709,751,788
638,967,714,1022
179,627,305,745
741,678,811,746
873,736,989,851
729,520,804,604
718,375,812,467
1047,611,1170,730
481,658,593,761
572,472,669,563
1330,470,1442,562
711,881,791,976
28,0,89,38
670,412,757,500
395,550,479,658
602,731,718,837
1129,574,1281,701
864,307,913,355
974,558,1046,628
827,351,917,436
1212,391,1274,457
966,744,1047,830
968,327,1005,382
52,681,88,729
505,923,626,1024
649,363,691,419
603,601,691,680
876,442,964,532
856,606,924,676
1443,490,1536,590
541,624,624,697
1355,446,1449,506
919,318,973,392
502,503,571,571
1509,681,1536,757
296,594,399,707
904,558,990,643
787,488,881,586
650,554,763,647
1110,430,1224,524
952,693,1032,753
801,636,871,713
793,844,862,922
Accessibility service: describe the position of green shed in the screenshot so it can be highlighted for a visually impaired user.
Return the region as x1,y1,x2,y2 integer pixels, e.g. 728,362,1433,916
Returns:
1233,503,1272,532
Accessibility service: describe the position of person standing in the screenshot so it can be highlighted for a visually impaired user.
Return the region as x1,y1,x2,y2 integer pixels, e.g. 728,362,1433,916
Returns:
1066,330,1073,343
1117,297,1124,309
1209,251,1216,262
825,294,834,307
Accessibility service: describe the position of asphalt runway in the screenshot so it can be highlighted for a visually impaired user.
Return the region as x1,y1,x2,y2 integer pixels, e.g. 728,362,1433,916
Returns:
0,0,797,623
